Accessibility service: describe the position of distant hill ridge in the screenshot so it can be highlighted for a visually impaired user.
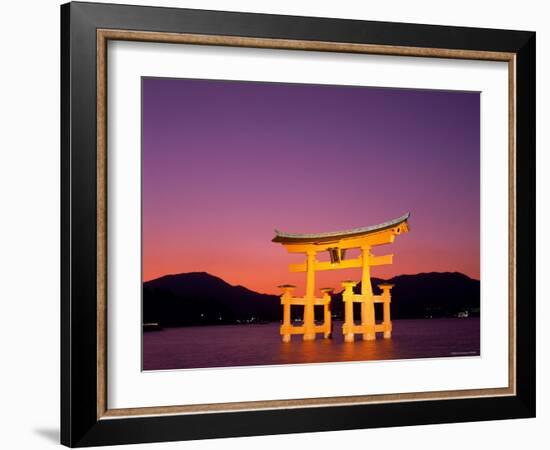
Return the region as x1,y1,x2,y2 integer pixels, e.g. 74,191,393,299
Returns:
143,271,479,327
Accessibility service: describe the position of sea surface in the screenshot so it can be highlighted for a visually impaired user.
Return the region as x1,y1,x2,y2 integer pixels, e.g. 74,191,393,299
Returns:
142,318,480,371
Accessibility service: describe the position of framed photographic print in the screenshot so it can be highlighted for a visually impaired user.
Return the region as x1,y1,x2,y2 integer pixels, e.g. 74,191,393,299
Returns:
61,2,536,447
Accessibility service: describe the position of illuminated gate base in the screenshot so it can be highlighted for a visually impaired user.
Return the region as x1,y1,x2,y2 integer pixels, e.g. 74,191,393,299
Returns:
341,281,394,342
273,213,410,342
278,284,333,342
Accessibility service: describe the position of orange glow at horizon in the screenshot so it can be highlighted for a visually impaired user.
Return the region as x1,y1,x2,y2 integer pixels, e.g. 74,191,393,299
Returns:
142,227,480,296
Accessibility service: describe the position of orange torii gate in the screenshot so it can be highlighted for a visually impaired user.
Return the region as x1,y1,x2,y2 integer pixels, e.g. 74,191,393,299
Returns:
272,213,410,342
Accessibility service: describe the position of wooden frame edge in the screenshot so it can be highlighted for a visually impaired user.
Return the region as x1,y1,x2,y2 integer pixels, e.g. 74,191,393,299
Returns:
95,28,517,420
98,28,515,61
508,55,517,395
100,387,515,419
97,29,108,419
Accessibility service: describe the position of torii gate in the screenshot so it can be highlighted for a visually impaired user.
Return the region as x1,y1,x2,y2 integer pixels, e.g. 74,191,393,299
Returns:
272,213,410,342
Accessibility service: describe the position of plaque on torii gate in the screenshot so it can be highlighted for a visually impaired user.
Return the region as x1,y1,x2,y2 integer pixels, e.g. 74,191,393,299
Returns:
272,213,410,342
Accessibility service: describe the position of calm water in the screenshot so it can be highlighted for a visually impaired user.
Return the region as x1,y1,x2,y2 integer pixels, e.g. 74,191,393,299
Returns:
143,318,480,371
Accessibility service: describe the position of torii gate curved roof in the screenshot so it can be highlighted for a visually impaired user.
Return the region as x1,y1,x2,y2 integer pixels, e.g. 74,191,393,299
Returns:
272,212,410,244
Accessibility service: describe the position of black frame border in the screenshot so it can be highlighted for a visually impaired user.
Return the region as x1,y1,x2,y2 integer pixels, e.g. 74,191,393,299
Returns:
61,2,535,447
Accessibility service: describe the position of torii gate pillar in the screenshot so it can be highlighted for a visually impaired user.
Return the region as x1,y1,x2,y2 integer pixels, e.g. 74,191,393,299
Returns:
360,245,376,341
303,250,316,340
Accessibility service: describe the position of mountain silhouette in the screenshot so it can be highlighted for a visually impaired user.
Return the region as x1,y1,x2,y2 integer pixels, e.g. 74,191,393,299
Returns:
143,272,280,326
143,271,479,327
330,272,480,320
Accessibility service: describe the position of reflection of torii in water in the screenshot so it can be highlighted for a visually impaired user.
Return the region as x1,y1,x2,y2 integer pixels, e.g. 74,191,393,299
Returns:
272,213,410,343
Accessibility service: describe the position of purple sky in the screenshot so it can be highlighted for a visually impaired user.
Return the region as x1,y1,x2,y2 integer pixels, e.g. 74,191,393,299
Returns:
142,77,480,295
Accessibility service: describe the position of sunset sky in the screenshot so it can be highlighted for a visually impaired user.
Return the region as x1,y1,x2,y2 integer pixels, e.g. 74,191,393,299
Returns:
142,77,480,295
